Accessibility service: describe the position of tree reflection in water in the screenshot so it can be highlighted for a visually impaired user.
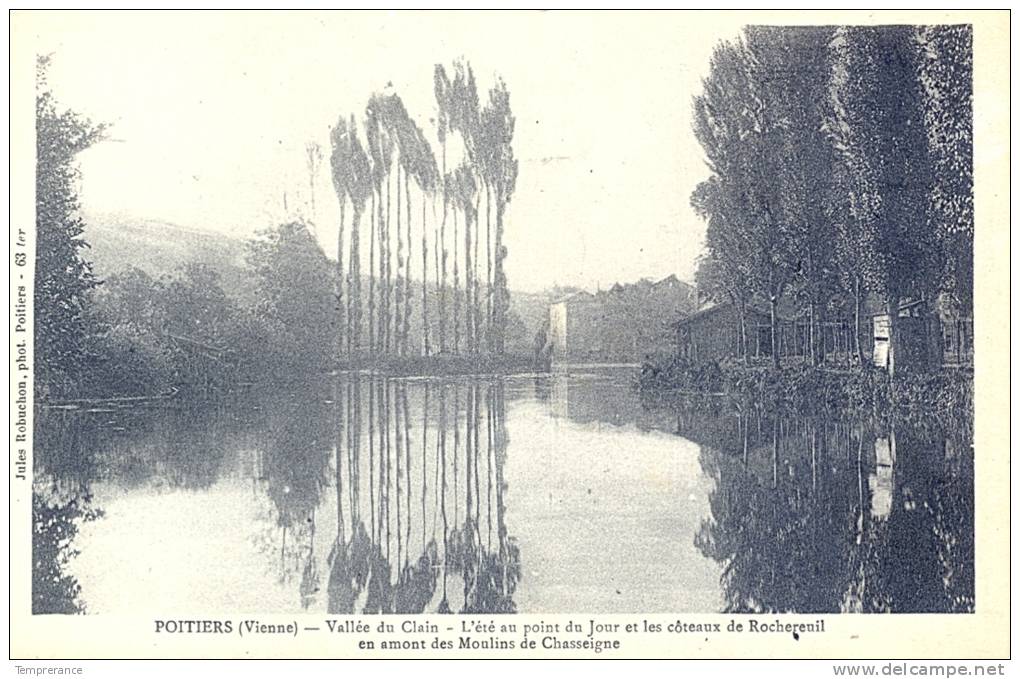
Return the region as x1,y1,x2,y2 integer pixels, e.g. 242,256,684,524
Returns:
247,385,333,593
32,401,245,613
32,482,101,614
682,395,974,614
324,376,520,614
32,369,970,615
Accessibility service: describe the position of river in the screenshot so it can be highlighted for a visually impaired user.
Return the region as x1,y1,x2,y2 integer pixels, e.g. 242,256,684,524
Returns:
32,367,973,615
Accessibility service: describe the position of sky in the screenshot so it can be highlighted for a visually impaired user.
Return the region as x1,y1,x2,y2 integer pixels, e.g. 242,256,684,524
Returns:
18,10,746,293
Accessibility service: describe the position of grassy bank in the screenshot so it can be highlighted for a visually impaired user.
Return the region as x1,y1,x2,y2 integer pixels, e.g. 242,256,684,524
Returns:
639,356,973,432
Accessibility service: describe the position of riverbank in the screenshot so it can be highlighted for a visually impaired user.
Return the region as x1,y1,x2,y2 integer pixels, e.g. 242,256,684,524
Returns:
39,353,550,406
337,352,548,377
639,356,973,431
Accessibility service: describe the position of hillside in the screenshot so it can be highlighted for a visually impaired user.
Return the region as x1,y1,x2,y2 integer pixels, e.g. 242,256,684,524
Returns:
83,212,253,303
81,212,551,350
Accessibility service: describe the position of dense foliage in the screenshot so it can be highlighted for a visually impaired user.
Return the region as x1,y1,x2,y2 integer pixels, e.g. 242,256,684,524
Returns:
35,56,106,398
641,356,972,438
75,221,336,397
692,26,972,373
328,60,518,363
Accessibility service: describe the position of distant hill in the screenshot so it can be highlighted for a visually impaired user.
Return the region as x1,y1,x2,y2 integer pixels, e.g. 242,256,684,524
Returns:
83,212,253,303
80,212,552,349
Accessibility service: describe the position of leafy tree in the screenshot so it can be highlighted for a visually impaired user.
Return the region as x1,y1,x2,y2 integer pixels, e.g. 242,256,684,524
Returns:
92,267,165,332
317,63,517,364
693,36,800,367
366,95,396,355
87,267,173,395
158,263,244,388
446,61,484,354
692,25,971,373
33,493,101,614
331,115,373,360
401,120,439,356
480,78,519,354
329,120,349,362
162,263,237,344
826,26,936,375
747,26,842,366
246,222,334,373
259,388,332,530
384,93,435,356
451,162,479,354
434,65,453,354
35,56,106,397
692,177,756,363
915,25,973,311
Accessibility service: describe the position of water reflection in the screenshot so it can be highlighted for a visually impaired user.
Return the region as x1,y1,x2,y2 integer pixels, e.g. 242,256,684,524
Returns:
32,369,972,615
31,433,92,616
319,378,519,614
673,396,974,614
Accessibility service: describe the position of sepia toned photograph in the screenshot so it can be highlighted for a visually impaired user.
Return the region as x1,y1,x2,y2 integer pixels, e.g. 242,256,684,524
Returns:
10,9,1010,662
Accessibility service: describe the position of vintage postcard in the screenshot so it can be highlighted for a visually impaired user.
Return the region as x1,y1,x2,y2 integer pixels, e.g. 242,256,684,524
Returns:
8,9,1010,662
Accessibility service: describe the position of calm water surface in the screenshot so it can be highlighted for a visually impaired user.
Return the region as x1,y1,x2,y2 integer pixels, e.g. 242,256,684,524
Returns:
33,368,973,615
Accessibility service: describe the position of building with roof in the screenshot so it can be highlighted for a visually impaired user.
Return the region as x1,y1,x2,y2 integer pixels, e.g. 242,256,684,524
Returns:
673,294,973,369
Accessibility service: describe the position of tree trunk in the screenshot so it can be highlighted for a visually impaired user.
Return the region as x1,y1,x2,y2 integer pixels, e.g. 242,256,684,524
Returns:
809,302,819,367
810,422,818,492
345,237,353,361
485,184,493,353
453,209,460,354
737,299,749,365
922,295,940,370
336,200,346,365
771,416,779,488
369,192,376,356
807,304,814,366
853,276,862,366
395,165,403,357
474,195,481,355
956,320,962,365
494,199,507,355
886,293,898,377
439,144,447,355
349,209,362,359
422,194,430,357
742,411,750,464
439,200,446,354
378,176,387,356
403,171,412,356
382,168,391,355
464,209,473,354
770,295,780,369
